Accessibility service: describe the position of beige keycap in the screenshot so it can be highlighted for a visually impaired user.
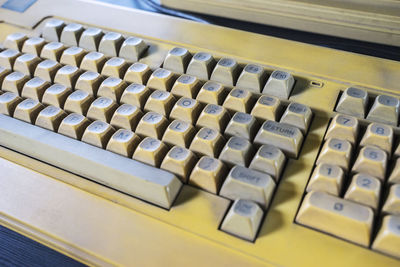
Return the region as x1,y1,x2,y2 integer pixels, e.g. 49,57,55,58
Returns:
225,112,259,140
254,120,303,158
352,146,387,180
162,120,196,148
79,27,104,51
119,36,147,62
123,62,151,84
42,84,72,108
163,47,191,73
262,70,295,99
132,137,168,167
189,127,225,157
58,113,91,139
366,94,400,125
169,97,202,124
54,65,82,88
280,102,312,133
13,53,41,76
97,77,127,102
64,89,94,115
325,114,359,144
135,111,169,139
306,163,344,195
2,71,29,94
344,173,381,210
196,104,230,132
210,58,241,86
336,87,368,118
249,144,286,181
40,42,66,61
87,96,118,122
251,95,281,121
34,59,62,82
171,74,201,98
60,46,86,66
60,23,84,46
186,52,216,80
0,49,20,70
21,37,46,56
221,199,263,241
389,158,400,184
21,77,50,101
223,88,253,113
0,92,22,116
75,71,104,96
106,129,140,157
220,165,276,208
98,32,124,57
189,156,227,194
4,33,28,51
196,81,225,105
316,138,352,171
110,104,143,131
42,19,65,42
0,67,11,84
219,136,254,167
120,83,150,109
35,105,67,131
236,64,265,93
359,123,393,154
161,146,197,182
101,57,129,78
382,184,400,215
296,191,373,246
13,98,44,123
144,90,175,117
147,68,176,91
82,120,115,148
80,51,107,73
372,215,400,258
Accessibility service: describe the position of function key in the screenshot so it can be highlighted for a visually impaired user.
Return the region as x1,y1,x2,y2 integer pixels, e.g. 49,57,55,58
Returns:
79,27,104,51
98,32,124,57
4,33,28,51
336,87,368,118
186,52,216,80
210,58,241,86
119,36,148,62
60,23,84,46
42,19,65,42
366,94,400,126
262,70,294,99
163,47,191,73
220,199,264,241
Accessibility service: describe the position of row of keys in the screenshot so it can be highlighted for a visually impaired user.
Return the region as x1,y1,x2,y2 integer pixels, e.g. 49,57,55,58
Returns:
336,87,400,126
163,47,296,98
39,20,148,60
0,46,312,130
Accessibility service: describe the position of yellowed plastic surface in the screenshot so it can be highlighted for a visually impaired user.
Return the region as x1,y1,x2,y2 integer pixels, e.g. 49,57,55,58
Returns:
0,1,400,266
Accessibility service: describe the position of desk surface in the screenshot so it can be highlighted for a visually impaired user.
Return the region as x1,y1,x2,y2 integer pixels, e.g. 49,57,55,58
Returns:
0,0,399,266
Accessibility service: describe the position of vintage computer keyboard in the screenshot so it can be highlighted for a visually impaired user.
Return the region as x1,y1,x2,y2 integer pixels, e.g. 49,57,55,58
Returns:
0,0,399,266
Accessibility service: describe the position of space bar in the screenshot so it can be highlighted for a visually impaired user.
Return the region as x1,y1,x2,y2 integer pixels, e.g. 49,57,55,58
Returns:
0,114,182,209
